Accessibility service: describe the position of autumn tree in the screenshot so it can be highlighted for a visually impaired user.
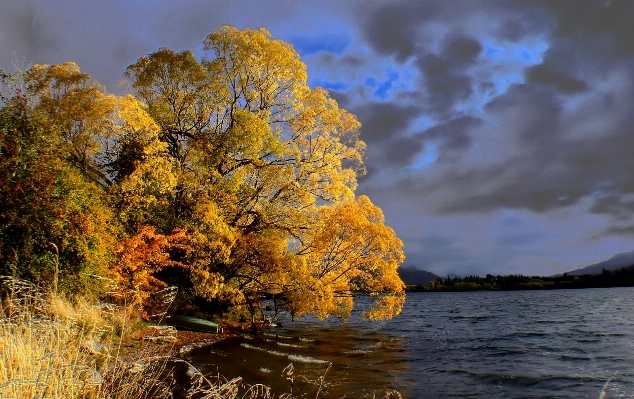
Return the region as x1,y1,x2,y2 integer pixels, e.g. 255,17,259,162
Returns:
24,62,118,186
109,226,189,316
286,196,405,320
0,26,405,321
0,78,115,295
1,64,182,304
124,26,405,321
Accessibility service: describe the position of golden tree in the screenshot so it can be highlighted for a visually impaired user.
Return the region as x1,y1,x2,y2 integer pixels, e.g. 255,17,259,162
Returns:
2,26,405,321
124,26,405,321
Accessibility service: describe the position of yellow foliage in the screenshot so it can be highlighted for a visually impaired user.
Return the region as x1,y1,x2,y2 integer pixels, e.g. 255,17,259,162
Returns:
15,27,406,322
289,196,405,320
121,27,406,320
26,63,118,184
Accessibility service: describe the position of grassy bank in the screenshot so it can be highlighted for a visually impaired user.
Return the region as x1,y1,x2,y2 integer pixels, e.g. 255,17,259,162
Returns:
0,277,402,398
0,277,254,398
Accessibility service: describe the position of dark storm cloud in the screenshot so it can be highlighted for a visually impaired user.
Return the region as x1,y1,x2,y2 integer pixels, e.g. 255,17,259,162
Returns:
0,1,59,66
521,0,634,98
352,102,421,143
427,89,634,217
305,52,369,100
382,136,424,167
416,54,473,116
363,1,438,61
484,84,561,144
350,0,634,270
496,20,532,42
0,1,155,91
328,90,352,109
413,36,483,117
443,37,482,66
311,52,366,69
419,115,482,154
403,233,478,274
537,0,634,59
361,0,519,61
437,163,586,214
527,64,587,93
590,194,634,221
603,225,634,236
420,0,634,221
368,115,481,171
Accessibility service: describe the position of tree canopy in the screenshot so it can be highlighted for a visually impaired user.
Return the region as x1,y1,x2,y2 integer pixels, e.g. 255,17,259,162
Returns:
0,26,405,321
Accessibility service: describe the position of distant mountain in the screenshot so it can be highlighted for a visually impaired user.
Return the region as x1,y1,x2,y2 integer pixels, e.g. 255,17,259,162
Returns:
398,267,439,285
566,250,634,276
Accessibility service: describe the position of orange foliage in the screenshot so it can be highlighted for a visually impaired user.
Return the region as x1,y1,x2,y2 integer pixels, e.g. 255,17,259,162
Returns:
109,226,189,313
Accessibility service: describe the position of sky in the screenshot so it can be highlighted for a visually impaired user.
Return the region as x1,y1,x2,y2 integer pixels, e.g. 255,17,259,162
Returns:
2,0,634,277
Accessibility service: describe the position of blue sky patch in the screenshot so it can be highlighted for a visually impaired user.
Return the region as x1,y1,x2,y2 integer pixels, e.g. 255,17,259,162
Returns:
290,35,350,56
364,71,401,100
309,79,352,91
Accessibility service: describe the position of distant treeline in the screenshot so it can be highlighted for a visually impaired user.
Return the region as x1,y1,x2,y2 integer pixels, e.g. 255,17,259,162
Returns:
407,266,634,292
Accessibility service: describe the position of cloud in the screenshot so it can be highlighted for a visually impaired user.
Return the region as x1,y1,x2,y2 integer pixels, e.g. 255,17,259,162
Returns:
418,115,482,157
496,20,534,42
590,194,634,221
352,102,421,143
539,0,634,59
311,52,365,68
382,137,425,167
603,225,634,236
414,81,634,217
443,37,483,66
0,1,59,69
407,35,484,117
402,233,475,274
527,64,587,93
351,0,634,272
484,83,562,144
362,1,438,61
415,54,474,116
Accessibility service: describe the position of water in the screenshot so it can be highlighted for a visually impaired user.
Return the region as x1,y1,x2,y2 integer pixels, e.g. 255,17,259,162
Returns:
185,288,634,398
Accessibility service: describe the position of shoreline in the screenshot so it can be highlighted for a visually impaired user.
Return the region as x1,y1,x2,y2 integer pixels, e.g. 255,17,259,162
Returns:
119,318,276,363
119,328,239,363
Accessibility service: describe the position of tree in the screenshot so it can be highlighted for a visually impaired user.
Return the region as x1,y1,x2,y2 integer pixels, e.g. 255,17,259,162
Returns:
109,226,188,317
279,196,405,320
0,86,115,295
124,26,404,321
24,62,118,186
0,26,405,322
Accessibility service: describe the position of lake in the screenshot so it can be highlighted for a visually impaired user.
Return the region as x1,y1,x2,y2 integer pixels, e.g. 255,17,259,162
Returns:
185,288,634,398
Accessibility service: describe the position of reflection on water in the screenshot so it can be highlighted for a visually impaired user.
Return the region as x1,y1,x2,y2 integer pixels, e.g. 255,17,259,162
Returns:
185,288,634,398
185,320,409,398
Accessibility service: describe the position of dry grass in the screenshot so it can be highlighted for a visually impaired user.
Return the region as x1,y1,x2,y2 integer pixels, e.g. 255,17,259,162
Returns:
0,277,278,399
0,277,402,399
0,277,183,399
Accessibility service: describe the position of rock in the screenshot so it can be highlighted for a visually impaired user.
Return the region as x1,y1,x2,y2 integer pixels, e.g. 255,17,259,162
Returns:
179,344,194,355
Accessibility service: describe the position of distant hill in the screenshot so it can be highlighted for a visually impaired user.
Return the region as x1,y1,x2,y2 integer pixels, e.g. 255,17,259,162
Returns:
566,250,634,276
398,267,439,285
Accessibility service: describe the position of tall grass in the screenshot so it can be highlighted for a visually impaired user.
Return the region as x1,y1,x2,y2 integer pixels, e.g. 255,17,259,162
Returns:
0,275,274,398
0,277,402,399
0,277,204,398
0,276,164,398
